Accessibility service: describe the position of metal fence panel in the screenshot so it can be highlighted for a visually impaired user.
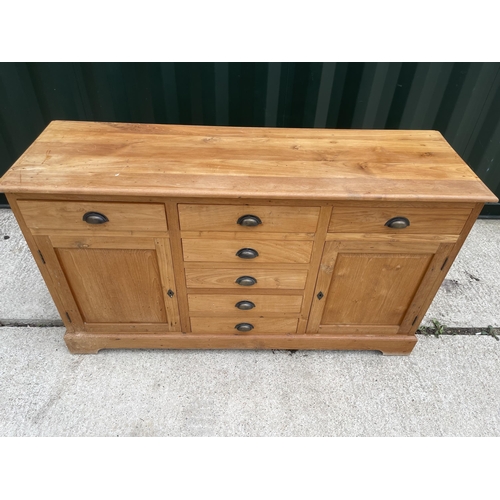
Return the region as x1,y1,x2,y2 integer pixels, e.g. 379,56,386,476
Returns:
1,62,499,212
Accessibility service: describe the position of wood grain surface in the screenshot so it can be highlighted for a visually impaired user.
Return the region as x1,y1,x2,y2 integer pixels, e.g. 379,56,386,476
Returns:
328,206,471,234
17,199,168,232
179,204,320,232
321,253,433,326
64,331,418,355
187,293,303,316
56,247,167,323
189,317,298,334
2,122,494,356
184,268,308,289
1,121,496,202
181,238,313,263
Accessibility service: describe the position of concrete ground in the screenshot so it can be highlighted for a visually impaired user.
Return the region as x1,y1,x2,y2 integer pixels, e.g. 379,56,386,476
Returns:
1,209,499,436
1,327,499,437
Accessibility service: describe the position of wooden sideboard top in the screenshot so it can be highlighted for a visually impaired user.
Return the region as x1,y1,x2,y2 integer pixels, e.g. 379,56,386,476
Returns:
0,120,497,202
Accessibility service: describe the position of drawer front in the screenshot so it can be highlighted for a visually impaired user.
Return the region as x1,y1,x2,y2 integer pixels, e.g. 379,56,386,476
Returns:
185,268,308,289
17,200,168,232
188,294,303,315
329,207,471,234
182,239,313,263
178,204,320,232
190,317,298,334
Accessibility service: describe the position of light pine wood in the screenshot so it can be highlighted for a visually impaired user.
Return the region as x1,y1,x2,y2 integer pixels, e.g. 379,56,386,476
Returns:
306,241,340,333
64,331,418,355
11,192,479,210
325,233,459,243
187,294,303,316
25,170,480,202
181,231,315,241
398,243,454,333
182,238,313,264
184,268,309,289
49,235,156,249
1,121,496,202
336,240,440,254
1,122,496,356
6,194,76,333
37,234,179,329
48,234,181,330
34,235,85,331
178,204,320,232
297,206,332,333
183,261,309,270
32,228,170,238
17,200,168,232
307,238,446,335
329,207,471,234
404,203,486,335
319,200,477,209
165,202,192,332
321,253,433,326
56,247,167,323
186,288,304,296
154,238,181,332
84,323,173,333
190,317,298,334
318,325,400,335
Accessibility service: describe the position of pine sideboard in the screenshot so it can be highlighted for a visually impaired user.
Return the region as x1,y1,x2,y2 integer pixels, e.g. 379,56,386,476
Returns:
0,121,496,355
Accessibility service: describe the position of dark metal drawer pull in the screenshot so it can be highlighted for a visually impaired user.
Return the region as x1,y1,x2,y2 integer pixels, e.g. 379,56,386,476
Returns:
235,276,257,286
235,300,255,310
237,215,262,227
385,216,410,229
235,323,254,332
236,248,259,259
83,212,109,225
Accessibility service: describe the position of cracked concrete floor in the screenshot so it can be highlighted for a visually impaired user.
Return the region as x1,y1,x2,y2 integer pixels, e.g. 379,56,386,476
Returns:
1,327,499,437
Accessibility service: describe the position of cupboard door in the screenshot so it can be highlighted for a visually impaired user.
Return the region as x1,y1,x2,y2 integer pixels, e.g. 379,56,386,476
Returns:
307,239,453,335
35,235,180,332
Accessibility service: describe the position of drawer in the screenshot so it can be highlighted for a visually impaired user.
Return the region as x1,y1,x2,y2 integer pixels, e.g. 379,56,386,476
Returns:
328,206,471,234
182,238,313,263
178,204,320,232
185,268,308,289
17,200,168,232
188,293,303,315
190,317,298,334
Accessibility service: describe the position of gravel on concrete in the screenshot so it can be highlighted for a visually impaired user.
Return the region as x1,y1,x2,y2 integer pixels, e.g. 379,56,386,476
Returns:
424,218,500,328
1,327,499,437
0,209,58,321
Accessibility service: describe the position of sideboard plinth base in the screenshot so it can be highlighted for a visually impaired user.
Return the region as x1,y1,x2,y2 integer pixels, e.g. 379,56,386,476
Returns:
64,331,417,356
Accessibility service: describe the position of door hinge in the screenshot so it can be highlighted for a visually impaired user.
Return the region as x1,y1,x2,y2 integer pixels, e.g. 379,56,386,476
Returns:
167,289,175,298
65,312,72,323
38,250,46,264
441,257,449,271
317,291,324,300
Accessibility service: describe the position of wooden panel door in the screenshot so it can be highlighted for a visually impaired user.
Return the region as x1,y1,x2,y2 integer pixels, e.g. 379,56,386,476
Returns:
35,235,180,333
307,239,454,335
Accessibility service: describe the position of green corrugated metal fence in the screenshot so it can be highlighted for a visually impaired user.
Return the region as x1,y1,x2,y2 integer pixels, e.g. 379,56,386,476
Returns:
1,62,499,213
